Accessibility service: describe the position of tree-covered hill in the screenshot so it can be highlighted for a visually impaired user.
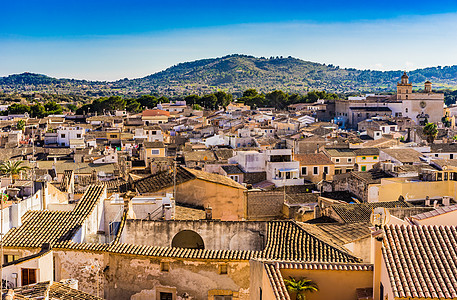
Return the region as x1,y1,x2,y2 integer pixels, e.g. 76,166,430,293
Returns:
1,54,456,96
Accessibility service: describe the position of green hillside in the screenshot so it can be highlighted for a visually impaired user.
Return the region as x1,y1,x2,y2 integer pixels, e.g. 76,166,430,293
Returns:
1,55,457,96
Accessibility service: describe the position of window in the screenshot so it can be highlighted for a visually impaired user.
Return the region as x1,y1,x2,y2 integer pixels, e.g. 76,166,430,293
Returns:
60,134,65,138
362,156,366,160
373,156,378,160
335,169,342,175
361,166,367,172
3,254,19,264
160,292,173,300
160,261,169,272
76,134,81,138
21,268,37,286
229,175,239,182
151,131,157,135
313,166,319,175
435,154,439,157
405,108,408,113
151,149,160,155
451,154,454,159
214,296,232,300
219,264,228,275
348,158,352,163
110,134,117,139
301,167,308,176
335,158,340,163
323,166,329,174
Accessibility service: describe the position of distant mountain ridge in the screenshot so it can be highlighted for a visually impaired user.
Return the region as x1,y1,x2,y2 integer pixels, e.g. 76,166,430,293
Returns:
1,54,457,96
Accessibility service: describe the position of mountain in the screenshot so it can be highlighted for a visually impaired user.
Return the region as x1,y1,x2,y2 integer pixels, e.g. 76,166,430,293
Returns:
1,55,457,97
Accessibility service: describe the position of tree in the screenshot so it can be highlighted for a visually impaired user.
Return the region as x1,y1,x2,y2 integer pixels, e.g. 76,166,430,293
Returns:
7,103,30,115
192,104,203,110
184,95,200,106
0,161,30,182
16,120,26,130
239,89,265,108
66,104,78,112
126,99,141,113
30,104,46,118
214,91,233,109
44,101,63,115
423,122,438,144
137,95,158,109
201,94,217,110
266,90,288,110
284,277,319,300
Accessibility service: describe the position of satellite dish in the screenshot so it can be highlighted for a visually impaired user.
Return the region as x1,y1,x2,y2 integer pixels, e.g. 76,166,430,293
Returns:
370,207,391,227
40,174,52,182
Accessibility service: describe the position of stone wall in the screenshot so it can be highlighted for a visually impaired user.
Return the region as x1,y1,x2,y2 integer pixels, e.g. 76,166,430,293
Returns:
121,219,268,251
245,191,285,220
54,249,251,300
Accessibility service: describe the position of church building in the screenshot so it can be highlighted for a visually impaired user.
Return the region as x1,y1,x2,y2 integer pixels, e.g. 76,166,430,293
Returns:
397,72,444,124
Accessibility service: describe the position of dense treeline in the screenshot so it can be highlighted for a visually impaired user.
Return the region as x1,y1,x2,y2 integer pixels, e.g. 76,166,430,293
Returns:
73,89,336,114
237,89,338,110
1,102,63,117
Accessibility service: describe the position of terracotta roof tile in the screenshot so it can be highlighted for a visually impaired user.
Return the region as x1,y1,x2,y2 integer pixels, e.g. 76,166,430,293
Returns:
3,185,105,248
330,200,411,224
51,220,358,263
383,224,457,299
12,281,103,299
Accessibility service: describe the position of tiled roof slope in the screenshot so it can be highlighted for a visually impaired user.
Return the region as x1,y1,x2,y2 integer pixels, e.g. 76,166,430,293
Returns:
411,204,457,221
383,224,457,299
330,200,411,224
265,263,290,300
314,222,371,244
11,281,102,299
53,221,358,263
263,221,359,262
133,166,245,194
3,185,105,248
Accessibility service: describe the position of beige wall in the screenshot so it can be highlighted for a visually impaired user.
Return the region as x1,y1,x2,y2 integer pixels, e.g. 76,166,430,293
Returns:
279,268,373,300
2,249,53,288
376,179,457,202
412,209,457,226
300,164,334,183
249,260,277,300
155,179,246,221
344,237,371,263
355,155,379,172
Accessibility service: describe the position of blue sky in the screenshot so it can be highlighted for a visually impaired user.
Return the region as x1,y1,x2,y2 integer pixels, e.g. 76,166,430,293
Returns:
1,0,457,80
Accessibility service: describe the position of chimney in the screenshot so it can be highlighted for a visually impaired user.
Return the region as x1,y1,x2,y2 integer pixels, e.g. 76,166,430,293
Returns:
205,206,213,220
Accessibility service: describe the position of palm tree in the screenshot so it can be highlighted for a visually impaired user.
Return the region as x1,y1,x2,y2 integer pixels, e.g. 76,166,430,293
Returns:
16,120,26,131
423,122,438,144
284,277,319,300
0,161,30,182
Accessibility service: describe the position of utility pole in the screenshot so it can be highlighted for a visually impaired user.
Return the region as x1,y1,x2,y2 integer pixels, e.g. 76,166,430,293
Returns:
173,159,177,199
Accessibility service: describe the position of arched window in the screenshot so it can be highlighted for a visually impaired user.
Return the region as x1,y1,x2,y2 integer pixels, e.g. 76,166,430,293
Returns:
405,108,408,113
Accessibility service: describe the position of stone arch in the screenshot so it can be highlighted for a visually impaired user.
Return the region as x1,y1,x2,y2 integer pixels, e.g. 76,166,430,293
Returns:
171,230,205,249
229,230,263,251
